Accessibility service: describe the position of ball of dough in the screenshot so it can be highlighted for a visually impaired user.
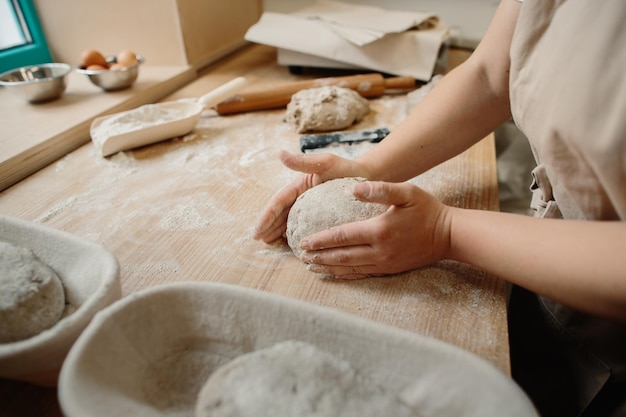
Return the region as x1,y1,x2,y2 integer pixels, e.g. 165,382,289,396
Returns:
285,86,370,133
286,178,388,259
195,340,416,417
0,241,66,343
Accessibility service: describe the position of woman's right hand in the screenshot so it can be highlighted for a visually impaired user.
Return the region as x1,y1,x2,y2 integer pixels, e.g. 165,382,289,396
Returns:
252,150,369,243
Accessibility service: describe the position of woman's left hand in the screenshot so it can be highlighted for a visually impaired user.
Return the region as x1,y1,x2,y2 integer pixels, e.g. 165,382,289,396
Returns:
299,181,452,279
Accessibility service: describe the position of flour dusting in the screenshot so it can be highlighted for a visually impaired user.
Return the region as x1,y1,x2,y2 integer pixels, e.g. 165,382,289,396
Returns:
160,206,211,231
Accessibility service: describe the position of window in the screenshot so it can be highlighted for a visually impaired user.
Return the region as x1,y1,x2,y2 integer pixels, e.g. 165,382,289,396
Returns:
0,0,52,73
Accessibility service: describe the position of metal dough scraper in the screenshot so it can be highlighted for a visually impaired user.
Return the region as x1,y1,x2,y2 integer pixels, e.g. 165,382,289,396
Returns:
300,128,389,157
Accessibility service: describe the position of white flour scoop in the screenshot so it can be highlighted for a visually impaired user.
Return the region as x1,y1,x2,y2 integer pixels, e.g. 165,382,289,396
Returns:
90,77,247,157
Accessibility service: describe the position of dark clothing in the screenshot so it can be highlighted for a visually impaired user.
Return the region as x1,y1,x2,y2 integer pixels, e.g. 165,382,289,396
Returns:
509,286,626,417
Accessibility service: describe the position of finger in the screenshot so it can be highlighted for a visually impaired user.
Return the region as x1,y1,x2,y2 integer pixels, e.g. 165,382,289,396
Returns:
252,179,306,241
306,262,385,279
254,152,332,241
300,243,375,266
252,198,290,241
255,221,287,244
353,181,419,207
300,219,380,251
278,150,337,175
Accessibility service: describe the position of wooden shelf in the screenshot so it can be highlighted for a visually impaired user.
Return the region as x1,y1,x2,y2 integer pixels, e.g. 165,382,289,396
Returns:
0,65,196,191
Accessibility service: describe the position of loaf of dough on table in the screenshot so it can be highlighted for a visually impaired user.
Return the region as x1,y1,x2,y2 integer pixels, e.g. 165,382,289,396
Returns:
0,241,66,343
286,177,389,259
285,86,370,133
195,340,417,417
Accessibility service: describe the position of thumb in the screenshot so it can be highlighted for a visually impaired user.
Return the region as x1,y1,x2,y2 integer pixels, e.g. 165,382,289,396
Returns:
353,181,417,207
278,150,336,175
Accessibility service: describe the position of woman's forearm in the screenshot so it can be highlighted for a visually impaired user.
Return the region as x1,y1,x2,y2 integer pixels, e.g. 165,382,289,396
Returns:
360,67,512,182
447,208,626,320
357,0,521,183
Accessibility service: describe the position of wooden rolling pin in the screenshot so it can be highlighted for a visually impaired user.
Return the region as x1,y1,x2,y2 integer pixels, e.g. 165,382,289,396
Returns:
215,73,416,115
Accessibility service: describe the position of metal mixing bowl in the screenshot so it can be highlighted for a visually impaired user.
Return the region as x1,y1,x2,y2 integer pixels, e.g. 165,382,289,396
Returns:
0,63,71,103
76,54,144,91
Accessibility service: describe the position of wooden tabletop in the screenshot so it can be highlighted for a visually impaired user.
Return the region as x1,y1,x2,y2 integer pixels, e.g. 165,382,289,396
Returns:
0,65,195,192
0,45,508,416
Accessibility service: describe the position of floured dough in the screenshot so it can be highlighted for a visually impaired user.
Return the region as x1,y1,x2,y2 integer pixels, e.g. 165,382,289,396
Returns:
0,241,65,343
285,86,370,133
195,340,417,417
286,177,388,258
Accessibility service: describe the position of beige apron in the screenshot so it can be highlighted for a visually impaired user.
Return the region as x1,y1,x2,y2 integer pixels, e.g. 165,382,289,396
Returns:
508,0,626,415
510,0,626,221
511,0,626,220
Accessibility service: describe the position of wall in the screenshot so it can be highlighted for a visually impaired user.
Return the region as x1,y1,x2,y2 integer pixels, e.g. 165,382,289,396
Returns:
33,0,262,68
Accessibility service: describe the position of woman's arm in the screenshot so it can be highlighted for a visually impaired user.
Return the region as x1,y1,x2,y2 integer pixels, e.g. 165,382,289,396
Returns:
357,0,521,182
301,181,626,321
253,0,521,242
449,208,626,321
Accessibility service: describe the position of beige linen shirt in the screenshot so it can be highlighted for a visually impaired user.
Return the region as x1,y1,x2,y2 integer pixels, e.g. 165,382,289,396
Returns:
506,2,626,413
509,0,626,221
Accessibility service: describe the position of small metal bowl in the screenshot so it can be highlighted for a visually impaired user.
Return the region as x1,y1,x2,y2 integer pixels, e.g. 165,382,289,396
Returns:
76,54,144,91
0,63,71,103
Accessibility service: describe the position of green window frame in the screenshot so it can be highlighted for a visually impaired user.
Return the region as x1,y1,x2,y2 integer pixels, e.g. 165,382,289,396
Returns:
0,0,52,73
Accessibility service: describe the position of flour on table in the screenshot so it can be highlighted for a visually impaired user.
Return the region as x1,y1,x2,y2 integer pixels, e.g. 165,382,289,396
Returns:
286,177,389,259
90,104,188,150
0,241,66,343
285,86,370,133
195,340,417,417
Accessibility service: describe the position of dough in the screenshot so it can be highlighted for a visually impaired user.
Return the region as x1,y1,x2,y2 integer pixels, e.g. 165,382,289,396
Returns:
0,241,65,343
286,178,388,258
285,86,370,133
195,340,416,417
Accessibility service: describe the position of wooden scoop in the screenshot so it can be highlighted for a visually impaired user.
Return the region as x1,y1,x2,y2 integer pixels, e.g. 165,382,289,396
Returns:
215,73,416,115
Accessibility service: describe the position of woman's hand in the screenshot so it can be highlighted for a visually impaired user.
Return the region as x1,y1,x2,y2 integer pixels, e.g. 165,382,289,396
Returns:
298,181,452,279
253,150,369,243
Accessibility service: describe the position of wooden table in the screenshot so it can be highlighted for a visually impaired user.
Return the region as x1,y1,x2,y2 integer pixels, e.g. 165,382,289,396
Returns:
0,45,508,416
0,65,195,192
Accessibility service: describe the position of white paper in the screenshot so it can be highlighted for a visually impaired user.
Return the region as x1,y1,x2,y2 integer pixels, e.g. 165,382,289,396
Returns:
245,10,449,81
294,0,439,46
277,49,364,70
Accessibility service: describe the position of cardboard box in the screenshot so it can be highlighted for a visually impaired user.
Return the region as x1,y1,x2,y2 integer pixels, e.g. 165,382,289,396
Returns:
33,0,262,69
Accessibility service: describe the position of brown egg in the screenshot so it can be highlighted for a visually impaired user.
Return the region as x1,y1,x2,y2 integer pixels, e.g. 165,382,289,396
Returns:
80,49,107,68
108,63,124,70
86,64,108,71
116,50,138,67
